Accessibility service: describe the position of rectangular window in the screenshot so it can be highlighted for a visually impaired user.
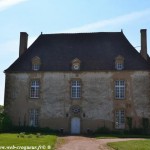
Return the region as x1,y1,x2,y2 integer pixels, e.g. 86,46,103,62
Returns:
71,80,81,99
116,63,124,70
32,64,40,71
115,110,125,129
115,80,125,99
29,109,39,127
30,80,40,98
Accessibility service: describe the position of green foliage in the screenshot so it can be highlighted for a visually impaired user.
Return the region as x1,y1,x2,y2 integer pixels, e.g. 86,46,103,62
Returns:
0,113,12,132
0,105,4,113
95,127,110,134
126,117,132,131
128,128,144,135
108,140,150,150
12,126,59,134
142,118,149,131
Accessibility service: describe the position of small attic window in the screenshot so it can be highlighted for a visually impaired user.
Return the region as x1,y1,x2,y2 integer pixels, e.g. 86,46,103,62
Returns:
115,55,124,70
32,56,41,71
72,58,81,71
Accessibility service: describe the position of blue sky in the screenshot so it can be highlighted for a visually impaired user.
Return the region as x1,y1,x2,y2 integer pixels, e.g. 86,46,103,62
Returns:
0,0,150,105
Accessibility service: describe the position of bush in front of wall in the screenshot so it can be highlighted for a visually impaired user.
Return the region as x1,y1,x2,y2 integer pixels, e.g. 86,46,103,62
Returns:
142,118,149,134
95,126,111,134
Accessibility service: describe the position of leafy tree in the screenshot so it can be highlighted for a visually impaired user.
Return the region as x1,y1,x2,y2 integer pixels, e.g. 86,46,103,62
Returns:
0,106,12,132
0,105,4,113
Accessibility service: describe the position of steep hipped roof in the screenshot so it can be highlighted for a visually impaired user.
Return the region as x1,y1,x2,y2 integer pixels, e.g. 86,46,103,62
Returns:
5,32,150,72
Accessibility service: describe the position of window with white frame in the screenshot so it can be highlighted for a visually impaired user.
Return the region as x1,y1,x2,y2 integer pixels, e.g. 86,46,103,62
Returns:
71,80,81,99
115,80,125,99
30,80,40,98
32,56,41,71
115,110,125,129
32,64,40,71
115,55,124,70
116,63,124,70
29,109,39,127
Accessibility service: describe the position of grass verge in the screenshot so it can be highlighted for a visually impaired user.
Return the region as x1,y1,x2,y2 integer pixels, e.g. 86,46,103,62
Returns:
0,133,57,150
108,140,150,150
94,134,150,139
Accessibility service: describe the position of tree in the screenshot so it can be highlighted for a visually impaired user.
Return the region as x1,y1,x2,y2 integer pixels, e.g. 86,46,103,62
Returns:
0,106,12,132
0,105,4,113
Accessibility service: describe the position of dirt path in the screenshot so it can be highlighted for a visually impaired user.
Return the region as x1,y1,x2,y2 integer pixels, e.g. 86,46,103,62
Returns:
56,136,144,150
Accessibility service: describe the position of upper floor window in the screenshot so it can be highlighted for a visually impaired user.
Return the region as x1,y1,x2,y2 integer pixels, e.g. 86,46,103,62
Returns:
115,55,124,70
32,64,40,71
115,80,125,99
29,109,39,127
30,80,40,98
115,110,125,129
71,58,81,71
32,56,41,71
116,63,124,70
71,80,81,99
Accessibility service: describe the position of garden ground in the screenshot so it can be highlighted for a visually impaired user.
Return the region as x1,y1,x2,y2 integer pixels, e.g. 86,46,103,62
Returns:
0,133,149,150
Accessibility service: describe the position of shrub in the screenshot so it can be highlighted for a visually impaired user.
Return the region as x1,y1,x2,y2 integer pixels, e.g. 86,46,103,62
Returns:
130,128,144,135
126,117,132,131
0,113,12,132
95,126,110,134
11,126,59,134
142,118,149,134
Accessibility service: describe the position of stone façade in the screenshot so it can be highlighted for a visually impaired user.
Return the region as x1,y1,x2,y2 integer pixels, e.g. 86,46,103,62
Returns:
4,71,150,133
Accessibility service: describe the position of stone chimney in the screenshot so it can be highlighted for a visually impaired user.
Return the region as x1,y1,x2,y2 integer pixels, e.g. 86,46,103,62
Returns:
19,32,28,56
140,29,147,60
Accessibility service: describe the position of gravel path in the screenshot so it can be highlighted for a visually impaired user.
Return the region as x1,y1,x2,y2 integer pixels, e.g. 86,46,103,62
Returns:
56,136,144,150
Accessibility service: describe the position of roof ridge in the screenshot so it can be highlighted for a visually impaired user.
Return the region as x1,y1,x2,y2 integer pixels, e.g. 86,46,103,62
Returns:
41,31,122,36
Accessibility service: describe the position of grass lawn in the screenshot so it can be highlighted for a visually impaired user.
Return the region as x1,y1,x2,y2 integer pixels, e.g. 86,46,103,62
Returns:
108,140,150,150
0,133,57,150
94,134,150,139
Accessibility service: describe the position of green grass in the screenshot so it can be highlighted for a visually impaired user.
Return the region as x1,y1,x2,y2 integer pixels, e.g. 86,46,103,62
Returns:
94,134,150,139
108,140,150,150
0,133,57,150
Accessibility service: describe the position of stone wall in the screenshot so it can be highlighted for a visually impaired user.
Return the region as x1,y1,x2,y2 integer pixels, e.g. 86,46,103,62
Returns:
4,71,150,133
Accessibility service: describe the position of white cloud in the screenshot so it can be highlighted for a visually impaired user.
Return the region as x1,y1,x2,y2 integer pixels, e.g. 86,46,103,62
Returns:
0,0,27,11
64,9,150,33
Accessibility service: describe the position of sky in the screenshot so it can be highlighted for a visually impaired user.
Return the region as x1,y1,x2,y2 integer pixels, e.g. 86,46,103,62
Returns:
0,0,150,105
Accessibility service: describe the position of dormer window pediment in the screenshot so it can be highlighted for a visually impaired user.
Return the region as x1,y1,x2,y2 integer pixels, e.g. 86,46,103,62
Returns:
32,56,41,71
115,55,124,70
71,58,81,71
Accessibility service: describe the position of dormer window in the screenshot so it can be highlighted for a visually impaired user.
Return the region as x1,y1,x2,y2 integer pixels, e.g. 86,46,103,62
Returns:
72,58,81,71
115,55,124,70
32,56,41,71
32,64,40,71
116,63,124,70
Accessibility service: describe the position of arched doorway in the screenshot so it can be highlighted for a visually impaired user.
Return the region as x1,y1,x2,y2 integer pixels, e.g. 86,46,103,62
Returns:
71,117,80,134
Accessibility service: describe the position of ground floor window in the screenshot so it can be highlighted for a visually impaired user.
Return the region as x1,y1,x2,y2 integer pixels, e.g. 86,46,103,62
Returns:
115,110,125,129
29,109,39,127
